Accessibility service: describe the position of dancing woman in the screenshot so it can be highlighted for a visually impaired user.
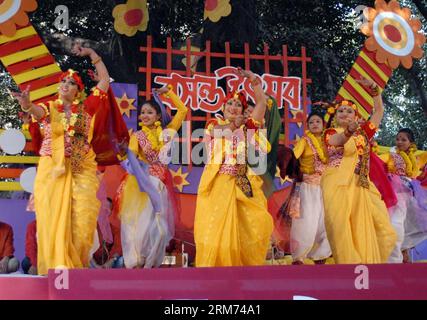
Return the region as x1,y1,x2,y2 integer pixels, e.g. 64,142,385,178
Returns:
288,111,331,265
380,129,427,262
12,44,128,274
116,85,188,268
320,78,396,264
194,68,274,267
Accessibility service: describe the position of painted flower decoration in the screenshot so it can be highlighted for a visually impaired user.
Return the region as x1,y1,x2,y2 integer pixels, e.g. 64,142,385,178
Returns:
361,0,426,69
204,0,232,23
113,0,149,37
0,0,38,37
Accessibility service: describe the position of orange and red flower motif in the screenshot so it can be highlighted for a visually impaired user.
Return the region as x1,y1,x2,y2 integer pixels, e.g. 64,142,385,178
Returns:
204,0,232,23
113,0,149,37
361,0,426,69
0,0,37,37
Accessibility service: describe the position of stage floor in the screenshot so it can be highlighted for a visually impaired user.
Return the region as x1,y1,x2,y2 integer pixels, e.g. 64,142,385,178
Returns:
2,263,427,300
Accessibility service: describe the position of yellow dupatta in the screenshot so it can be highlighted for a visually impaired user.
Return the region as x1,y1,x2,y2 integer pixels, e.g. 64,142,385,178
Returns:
49,100,66,178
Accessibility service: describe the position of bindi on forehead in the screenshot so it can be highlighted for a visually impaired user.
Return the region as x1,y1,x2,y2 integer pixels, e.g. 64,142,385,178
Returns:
62,77,76,83
338,106,354,112
228,99,242,105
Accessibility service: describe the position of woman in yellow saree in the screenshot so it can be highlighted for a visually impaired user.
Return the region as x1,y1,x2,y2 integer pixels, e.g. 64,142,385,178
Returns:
194,68,273,267
12,44,123,275
321,78,396,264
116,85,188,269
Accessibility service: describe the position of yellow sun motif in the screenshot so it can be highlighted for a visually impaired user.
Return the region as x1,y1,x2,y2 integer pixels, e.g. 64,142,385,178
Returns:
113,0,149,37
204,0,232,23
115,93,136,118
169,166,190,192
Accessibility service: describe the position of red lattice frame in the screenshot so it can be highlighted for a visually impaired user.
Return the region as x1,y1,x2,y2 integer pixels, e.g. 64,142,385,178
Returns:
139,36,312,169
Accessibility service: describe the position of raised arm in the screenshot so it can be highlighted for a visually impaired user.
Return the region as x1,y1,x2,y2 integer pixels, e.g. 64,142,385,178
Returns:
234,67,266,123
72,43,109,92
11,86,46,121
356,77,383,128
154,86,188,132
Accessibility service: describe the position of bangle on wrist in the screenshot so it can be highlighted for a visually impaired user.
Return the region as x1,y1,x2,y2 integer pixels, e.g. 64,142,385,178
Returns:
21,104,32,112
371,86,380,97
91,56,102,65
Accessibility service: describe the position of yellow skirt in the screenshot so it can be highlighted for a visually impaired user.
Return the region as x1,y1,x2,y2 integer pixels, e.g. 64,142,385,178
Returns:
34,150,100,275
321,169,397,264
194,171,273,267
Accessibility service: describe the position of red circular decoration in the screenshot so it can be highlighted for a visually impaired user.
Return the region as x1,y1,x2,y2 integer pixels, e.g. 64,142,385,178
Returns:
0,0,5,5
173,176,183,185
120,100,130,108
205,0,218,11
384,24,402,43
124,9,143,27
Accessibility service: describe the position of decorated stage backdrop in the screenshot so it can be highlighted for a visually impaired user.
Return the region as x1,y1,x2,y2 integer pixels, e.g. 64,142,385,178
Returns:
0,0,426,265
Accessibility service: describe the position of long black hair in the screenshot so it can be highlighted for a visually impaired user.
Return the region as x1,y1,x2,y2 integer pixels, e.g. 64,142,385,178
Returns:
307,110,325,124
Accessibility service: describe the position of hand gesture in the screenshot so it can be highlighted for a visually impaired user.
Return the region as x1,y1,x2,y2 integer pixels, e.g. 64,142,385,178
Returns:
356,77,377,89
11,85,31,110
357,119,366,127
71,43,94,57
312,101,331,110
347,119,359,133
153,86,170,95
233,67,255,79
87,69,100,82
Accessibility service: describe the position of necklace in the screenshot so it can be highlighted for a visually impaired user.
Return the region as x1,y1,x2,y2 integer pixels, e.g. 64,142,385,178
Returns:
56,99,80,137
306,131,327,163
397,146,417,177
